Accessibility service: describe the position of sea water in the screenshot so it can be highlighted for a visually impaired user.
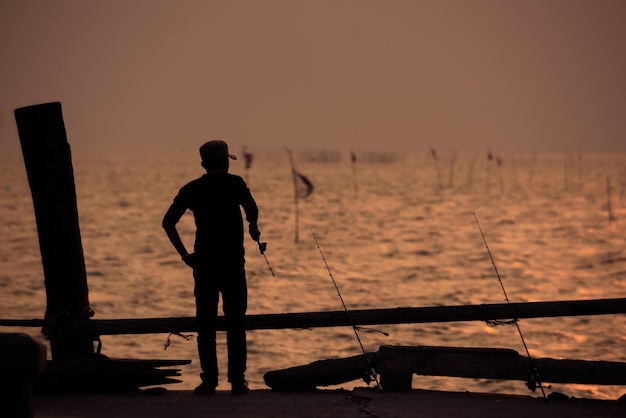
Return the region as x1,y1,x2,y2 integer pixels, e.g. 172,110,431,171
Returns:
1,149,625,399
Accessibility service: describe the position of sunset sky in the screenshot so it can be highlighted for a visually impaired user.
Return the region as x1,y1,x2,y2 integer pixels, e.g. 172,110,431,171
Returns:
1,0,625,156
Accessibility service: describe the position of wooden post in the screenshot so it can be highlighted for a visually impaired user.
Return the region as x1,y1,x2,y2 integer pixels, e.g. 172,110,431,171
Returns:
0,333,47,418
14,102,94,359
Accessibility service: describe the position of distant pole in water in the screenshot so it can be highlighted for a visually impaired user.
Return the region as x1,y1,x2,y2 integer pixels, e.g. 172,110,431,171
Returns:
447,151,457,188
14,102,95,359
466,153,478,191
563,151,578,193
473,213,547,401
496,156,504,194
285,148,313,243
430,148,442,189
350,151,358,194
619,168,626,202
486,150,493,194
563,152,568,192
577,153,583,192
285,148,300,242
310,229,383,392
528,150,538,191
607,175,616,225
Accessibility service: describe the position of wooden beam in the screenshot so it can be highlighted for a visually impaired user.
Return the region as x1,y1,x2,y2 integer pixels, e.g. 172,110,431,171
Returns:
86,297,626,335
377,345,626,390
263,345,626,391
3,298,625,336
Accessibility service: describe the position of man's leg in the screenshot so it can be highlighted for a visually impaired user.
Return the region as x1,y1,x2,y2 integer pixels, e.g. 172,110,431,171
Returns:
222,266,248,389
194,270,220,389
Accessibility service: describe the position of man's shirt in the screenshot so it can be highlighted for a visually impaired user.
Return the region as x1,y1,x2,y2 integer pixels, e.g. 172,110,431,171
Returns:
163,172,258,266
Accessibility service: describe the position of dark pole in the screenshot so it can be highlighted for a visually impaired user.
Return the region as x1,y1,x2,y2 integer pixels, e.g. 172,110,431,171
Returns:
14,102,94,359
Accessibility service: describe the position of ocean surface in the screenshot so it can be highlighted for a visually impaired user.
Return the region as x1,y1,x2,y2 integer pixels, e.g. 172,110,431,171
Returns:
1,148,625,399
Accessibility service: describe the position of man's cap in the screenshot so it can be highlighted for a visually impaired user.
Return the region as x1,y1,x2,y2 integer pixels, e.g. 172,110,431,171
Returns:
199,140,237,162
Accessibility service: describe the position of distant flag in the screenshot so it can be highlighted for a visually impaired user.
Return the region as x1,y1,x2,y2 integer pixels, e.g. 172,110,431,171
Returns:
294,170,314,198
431,148,442,189
242,146,254,183
244,151,254,169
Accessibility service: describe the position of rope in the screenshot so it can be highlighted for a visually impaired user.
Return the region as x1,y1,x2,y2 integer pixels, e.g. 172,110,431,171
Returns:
485,319,518,327
164,331,194,350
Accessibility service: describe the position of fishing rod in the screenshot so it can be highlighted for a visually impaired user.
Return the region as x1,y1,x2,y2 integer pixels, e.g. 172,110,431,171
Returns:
256,240,275,276
473,213,547,401
310,228,383,393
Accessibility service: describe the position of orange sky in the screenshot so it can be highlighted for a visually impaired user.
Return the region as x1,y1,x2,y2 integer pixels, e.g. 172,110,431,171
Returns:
1,0,625,155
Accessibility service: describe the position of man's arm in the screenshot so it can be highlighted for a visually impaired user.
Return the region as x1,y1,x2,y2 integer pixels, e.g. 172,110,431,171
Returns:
162,196,194,266
163,224,188,259
240,183,260,241
163,224,195,268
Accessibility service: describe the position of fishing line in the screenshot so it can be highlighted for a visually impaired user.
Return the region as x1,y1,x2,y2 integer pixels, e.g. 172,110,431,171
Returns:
473,213,547,401
256,240,275,276
310,228,383,392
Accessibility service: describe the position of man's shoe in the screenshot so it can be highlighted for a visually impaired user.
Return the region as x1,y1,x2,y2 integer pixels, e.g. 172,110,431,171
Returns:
231,380,249,395
194,382,216,395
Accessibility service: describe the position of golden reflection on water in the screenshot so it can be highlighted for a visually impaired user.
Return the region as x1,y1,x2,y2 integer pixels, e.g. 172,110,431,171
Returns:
1,151,625,399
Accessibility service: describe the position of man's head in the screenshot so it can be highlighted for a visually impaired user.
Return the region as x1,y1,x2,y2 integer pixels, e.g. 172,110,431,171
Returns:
200,140,237,172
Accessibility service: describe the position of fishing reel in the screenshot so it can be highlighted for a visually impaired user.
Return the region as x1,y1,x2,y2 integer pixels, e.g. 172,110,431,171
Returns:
362,368,375,384
525,369,542,392
256,241,275,276
362,367,384,392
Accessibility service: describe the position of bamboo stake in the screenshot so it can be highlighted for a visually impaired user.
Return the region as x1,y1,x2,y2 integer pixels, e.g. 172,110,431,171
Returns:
607,175,616,225
430,149,442,190
350,151,358,194
447,151,457,188
285,148,300,243
14,102,94,359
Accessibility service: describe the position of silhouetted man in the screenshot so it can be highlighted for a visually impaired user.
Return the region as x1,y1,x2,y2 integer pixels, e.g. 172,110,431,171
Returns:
163,140,260,395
